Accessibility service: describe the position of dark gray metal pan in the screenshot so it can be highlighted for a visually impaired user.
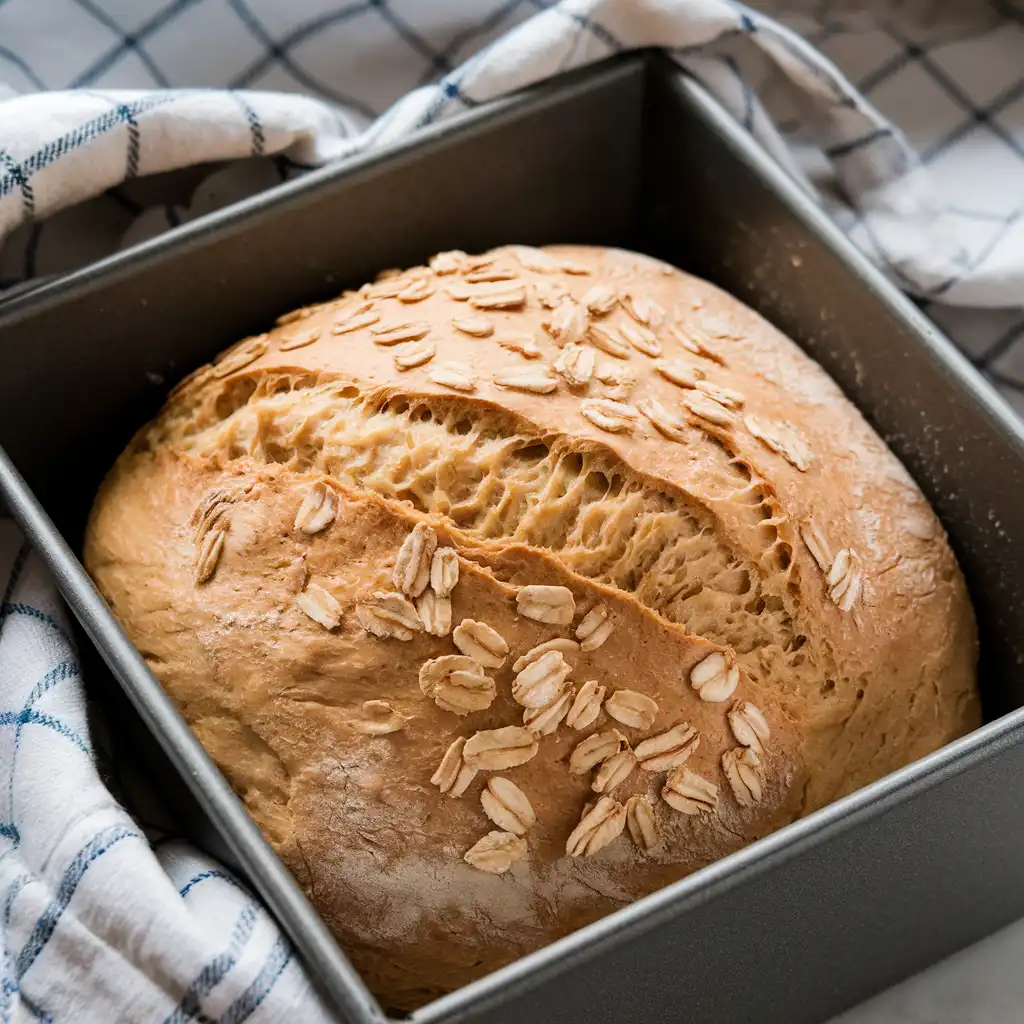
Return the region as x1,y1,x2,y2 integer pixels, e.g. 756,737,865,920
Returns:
2,51,1024,1024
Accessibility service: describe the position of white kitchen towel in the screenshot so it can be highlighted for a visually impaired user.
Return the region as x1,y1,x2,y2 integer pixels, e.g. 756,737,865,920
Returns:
0,1,1021,1021
0,524,335,1023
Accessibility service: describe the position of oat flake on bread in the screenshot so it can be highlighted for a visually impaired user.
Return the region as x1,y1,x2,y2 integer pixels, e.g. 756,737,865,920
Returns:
84,243,979,1013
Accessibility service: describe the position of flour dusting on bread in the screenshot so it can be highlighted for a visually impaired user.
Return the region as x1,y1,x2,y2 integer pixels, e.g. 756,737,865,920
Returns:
85,244,979,1011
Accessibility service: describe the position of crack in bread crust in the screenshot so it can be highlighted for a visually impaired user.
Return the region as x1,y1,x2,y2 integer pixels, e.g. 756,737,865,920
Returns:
156,378,805,677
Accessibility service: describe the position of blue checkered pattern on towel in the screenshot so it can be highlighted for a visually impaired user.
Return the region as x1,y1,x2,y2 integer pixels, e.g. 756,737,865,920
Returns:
0,524,333,1022
0,1,1021,1020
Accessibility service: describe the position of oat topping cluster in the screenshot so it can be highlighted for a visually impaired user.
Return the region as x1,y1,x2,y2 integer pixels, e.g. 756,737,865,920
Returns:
300,512,773,873
183,243,876,874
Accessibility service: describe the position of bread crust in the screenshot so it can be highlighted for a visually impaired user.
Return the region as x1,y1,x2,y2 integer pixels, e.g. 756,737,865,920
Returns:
85,244,979,1010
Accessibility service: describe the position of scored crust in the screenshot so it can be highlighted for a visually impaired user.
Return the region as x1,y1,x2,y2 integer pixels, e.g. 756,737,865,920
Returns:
84,243,979,1010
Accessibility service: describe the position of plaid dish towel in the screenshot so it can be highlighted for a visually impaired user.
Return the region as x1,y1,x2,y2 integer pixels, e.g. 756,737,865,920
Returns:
0,1,1021,1020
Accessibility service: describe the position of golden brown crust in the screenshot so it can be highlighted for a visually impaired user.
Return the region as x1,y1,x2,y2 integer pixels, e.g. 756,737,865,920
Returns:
85,244,979,1010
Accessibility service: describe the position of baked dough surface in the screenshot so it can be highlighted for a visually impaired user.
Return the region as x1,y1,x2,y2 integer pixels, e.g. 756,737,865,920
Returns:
85,244,979,1010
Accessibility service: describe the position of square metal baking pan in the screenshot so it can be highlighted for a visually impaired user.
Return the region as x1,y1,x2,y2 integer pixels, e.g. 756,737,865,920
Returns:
3,51,1024,1024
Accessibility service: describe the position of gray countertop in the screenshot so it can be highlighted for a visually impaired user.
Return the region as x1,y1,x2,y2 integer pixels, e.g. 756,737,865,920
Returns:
831,918,1024,1024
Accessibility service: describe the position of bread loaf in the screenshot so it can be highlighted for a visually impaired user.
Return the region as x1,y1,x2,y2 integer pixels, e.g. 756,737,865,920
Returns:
84,244,979,1010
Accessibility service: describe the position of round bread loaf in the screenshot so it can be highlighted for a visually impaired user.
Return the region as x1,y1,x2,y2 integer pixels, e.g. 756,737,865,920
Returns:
84,244,979,1010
